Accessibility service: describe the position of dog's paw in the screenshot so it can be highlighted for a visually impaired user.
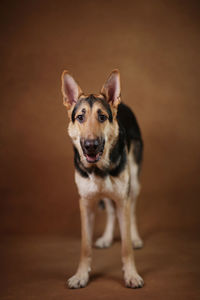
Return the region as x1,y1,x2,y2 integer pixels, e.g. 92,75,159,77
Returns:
95,236,113,248
132,238,143,249
124,271,144,289
68,272,89,289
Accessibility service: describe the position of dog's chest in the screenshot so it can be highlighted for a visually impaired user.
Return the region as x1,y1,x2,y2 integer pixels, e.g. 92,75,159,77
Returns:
75,171,128,201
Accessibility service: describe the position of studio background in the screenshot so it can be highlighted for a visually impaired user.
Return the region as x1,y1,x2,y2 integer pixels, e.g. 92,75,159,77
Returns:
0,1,200,299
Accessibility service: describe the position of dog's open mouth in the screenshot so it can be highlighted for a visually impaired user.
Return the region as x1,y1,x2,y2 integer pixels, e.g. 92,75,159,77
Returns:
80,138,105,164
85,152,102,163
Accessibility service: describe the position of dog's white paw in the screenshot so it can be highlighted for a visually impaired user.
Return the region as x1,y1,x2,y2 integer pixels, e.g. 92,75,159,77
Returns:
95,236,113,248
124,270,144,288
68,272,89,289
132,238,143,249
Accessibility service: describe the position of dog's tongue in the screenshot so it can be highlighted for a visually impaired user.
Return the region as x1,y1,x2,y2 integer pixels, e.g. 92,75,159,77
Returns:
86,153,99,163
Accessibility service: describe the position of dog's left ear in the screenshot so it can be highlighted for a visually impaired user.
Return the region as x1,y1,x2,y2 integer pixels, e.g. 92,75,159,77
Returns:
61,71,83,109
101,69,121,107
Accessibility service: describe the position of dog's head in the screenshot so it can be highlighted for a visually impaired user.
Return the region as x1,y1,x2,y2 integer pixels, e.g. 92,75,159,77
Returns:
61,70,121,168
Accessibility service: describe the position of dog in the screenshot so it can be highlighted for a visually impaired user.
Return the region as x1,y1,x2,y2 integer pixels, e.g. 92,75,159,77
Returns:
61,70,144,289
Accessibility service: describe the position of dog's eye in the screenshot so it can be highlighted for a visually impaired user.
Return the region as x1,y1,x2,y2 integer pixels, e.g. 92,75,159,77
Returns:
76,115,85,123
98,114,107,123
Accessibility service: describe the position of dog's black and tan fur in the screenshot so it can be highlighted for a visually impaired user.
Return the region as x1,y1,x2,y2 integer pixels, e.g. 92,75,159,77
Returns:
61,70,144,289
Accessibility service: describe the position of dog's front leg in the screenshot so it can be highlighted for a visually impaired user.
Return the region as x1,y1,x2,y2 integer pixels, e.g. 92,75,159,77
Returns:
68,198,95,289
117,200,144,288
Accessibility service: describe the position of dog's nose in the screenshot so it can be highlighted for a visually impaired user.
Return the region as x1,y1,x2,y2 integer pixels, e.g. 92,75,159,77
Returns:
84,139,99,152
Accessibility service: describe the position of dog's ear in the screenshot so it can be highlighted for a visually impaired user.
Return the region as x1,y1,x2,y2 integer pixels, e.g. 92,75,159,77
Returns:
61,71,83,109
101,69,121,107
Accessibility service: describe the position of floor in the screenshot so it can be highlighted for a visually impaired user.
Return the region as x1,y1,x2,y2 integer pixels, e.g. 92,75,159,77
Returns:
1,230,200,300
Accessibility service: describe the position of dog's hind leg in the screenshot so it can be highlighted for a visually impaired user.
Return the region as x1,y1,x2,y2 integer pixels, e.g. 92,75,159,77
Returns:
95,198,116,248
130,197,143,249
129,157,143,249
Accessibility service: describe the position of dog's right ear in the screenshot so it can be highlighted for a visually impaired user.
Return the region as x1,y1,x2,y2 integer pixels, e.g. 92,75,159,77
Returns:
61,71,83,109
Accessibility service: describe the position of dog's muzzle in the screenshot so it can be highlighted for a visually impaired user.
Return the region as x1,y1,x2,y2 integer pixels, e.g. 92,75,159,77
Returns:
80,137,105,163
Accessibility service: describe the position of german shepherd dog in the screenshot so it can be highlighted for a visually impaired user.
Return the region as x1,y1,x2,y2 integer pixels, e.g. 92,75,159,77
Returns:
61,70,144,289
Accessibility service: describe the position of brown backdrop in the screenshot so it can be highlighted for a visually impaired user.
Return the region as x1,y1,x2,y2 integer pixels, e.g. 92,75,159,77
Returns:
1,1,200,299
1,0,200,236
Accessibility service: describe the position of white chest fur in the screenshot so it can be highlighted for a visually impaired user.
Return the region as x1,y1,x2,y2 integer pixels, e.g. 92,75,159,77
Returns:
75,169,129,203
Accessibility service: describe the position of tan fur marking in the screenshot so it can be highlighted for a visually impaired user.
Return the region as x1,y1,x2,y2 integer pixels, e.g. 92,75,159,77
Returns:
68,99,119,170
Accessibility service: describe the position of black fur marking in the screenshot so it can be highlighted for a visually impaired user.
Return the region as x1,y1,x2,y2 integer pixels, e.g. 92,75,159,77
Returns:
71,101,83,123
98,199,105,210
127,178,131,197
117,103,143,166
101,100,113,123
85,165,107,178
97,109,102,113
109,125,125,164
82,108,86,114
117,103,143,152
107,124,127,177
71,95,113,123
109,149,127,177
85,94,95,108
73,147,88,178
133,139,143,165
85,95,113,122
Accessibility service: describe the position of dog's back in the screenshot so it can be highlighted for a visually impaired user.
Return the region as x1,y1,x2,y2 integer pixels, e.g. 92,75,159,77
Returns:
117,102,143,167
